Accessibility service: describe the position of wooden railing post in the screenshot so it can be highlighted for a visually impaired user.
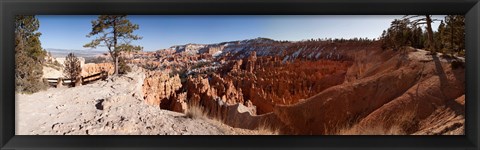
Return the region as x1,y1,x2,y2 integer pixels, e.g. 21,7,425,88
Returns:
57,77,63,88
74,76,83,87
101,71,107,80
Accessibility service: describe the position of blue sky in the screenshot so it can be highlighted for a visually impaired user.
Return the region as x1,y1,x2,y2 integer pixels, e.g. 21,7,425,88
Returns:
37,15,445,52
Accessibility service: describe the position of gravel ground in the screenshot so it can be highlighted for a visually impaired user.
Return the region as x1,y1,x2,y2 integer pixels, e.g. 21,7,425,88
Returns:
16,66,259,135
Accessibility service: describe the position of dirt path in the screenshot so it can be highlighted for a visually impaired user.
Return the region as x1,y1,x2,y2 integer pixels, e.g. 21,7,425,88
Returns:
16,66,260,135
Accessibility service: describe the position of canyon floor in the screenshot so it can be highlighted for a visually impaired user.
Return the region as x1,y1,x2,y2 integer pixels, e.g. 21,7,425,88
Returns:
16,66,267,135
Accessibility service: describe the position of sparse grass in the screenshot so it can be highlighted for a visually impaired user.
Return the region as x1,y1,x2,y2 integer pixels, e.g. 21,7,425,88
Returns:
183,102,280,135
333,105,418,135
254,120,280,135
336,124,405,135
184,103,206,119
44,60,63,71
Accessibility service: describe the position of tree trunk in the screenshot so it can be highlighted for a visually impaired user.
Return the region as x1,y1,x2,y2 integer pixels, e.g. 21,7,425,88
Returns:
113,17,118,75
112,55,118,75
451,22,454,55
115,56,119,75
425,15,435,53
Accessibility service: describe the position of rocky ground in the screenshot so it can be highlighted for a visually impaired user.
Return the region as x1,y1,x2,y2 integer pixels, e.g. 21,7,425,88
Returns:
16,66,265,135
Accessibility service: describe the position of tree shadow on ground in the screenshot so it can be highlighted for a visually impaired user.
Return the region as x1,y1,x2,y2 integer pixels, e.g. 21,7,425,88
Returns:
432,54,465,116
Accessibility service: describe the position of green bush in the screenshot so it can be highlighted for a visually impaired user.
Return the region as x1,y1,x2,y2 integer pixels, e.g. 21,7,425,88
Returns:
192,61,210,70
16,75,48,94
451,60,465,70
118,57,131,74
170,67,188,83
458,50,465,57
142,63,158,71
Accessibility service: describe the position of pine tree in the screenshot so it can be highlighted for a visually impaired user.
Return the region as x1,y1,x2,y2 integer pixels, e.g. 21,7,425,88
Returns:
410,26,424,49
63,53,82,81
84,15,143,75
380,30,387,50
15,15,47,93
404,15,440,53
436,21,447,53
381,19,412,51
444,15,465,55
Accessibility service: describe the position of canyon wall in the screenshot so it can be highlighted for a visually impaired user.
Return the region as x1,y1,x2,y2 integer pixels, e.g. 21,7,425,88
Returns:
138,40,465,135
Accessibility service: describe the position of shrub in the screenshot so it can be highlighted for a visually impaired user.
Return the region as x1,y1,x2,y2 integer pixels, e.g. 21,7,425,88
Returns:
170,67,188,82
16,75,49,94
53,59,62,67
457,50,465,57
118,57,131,74
192,61,210,70
63,53,82,80
43,59,62,71
141,63,159,71
185,103,206,119
451,60,465,70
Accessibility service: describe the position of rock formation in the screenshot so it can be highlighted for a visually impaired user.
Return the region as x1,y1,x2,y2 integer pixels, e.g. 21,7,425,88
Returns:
245,51,257,73
81,63,114,77
135,39,464,135
142,71,182,109
214,46,465,135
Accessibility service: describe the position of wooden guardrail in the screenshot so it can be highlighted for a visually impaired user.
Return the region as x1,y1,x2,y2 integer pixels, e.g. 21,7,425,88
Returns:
45,71,108,88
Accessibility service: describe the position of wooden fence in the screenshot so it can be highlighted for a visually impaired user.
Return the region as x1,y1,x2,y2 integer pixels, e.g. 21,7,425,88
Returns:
45,71,108,88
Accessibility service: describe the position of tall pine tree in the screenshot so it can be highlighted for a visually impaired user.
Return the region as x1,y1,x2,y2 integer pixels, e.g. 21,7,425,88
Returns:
84,15,143,75
411,26,424,49
404,15,440,53
15,15,47,93
436,21,447,53
444,15,465,55
381,19,412,51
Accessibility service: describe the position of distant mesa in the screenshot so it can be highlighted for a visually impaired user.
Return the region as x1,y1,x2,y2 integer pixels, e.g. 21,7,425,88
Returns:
46,48,107,58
